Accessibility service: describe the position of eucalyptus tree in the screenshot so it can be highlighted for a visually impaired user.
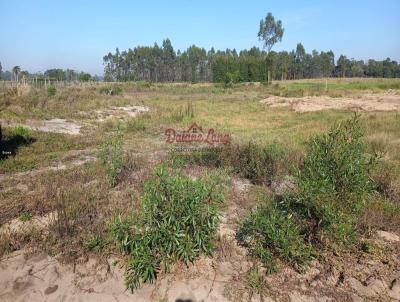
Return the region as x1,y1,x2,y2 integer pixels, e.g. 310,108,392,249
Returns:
258,12,284,84
12,65,21,82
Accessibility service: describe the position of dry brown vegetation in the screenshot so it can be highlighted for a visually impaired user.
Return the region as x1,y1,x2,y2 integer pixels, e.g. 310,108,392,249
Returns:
0,79,400,301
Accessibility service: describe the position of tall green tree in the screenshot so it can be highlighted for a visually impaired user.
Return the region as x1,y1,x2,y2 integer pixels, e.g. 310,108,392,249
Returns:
258,12,284,84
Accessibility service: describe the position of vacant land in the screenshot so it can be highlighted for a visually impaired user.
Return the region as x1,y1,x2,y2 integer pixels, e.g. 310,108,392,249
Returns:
0,78,399,302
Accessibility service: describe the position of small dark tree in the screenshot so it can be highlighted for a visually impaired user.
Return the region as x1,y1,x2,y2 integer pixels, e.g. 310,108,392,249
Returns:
258,13,284,84
79,72,92,82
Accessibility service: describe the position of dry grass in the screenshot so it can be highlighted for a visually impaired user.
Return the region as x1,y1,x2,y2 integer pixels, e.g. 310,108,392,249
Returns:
1,78,400,270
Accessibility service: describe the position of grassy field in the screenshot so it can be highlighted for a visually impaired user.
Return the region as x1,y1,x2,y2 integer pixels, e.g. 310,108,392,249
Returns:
0,78,399,299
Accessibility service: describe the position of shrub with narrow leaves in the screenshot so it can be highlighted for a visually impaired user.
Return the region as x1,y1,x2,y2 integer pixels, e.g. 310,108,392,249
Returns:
109,165,227,291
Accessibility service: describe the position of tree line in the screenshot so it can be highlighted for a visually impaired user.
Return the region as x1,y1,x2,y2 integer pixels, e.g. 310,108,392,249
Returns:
103,12,399,83
103,41,400,83
0,64,98,82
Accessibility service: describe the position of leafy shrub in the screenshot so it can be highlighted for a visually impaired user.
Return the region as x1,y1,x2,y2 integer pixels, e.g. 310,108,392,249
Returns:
109,165,226,291
224,71,240,88
47,85,56,96
11,125,31,141
98,128,124,186
238,202,312,273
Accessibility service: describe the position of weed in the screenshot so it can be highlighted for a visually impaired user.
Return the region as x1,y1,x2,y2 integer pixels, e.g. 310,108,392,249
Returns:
84,234,104,252
19,212,33,222
98,128,124,186
360,240,374,254
245,267,267,295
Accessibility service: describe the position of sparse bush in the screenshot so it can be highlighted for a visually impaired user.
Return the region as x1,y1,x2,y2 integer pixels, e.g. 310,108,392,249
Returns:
238,201,312,273
98,128,124,186
109,165,226,291
51,185,101,239
171,142,286,185
47,85,56,97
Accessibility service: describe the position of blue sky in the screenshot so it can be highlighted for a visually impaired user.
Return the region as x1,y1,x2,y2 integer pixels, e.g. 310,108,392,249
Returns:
1,0,399,75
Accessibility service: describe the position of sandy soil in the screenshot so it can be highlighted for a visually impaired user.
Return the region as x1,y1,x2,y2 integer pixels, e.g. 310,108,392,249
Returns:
260,91,400,112
1,119,82,135
0,173,399,301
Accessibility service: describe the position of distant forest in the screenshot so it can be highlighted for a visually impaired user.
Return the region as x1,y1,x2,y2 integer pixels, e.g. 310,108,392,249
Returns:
0,65,99,82
103,39,400,83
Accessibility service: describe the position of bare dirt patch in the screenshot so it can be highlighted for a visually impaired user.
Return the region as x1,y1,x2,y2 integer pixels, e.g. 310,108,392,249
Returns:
1,119,82,135
260,91,400,112
93,105,150,121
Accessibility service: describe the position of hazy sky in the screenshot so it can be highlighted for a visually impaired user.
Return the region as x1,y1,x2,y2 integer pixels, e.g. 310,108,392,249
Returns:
1,0,399,75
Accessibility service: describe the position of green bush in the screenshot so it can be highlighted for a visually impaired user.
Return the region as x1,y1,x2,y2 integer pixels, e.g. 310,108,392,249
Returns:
109,165,226,291
224,71,240,88
98,128,124,186
238,202,312,273
238,115,378,275
47,85,56,96
294,114,377,243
